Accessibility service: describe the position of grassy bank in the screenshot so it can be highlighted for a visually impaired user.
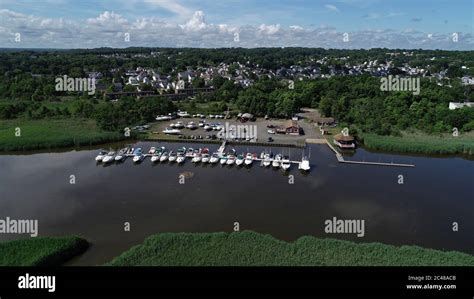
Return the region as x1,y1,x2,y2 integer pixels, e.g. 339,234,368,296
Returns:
107,231,474,266
360,131,474,156
0,118,125,151
0,236,89,266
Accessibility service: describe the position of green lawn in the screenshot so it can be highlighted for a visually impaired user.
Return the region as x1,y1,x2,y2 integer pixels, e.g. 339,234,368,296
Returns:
361,131,474,156
0,236,88,266
107,231,474,266
0,118,124,151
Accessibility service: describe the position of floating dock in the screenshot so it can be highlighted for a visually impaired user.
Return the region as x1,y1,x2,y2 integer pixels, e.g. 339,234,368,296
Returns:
325,140,415,168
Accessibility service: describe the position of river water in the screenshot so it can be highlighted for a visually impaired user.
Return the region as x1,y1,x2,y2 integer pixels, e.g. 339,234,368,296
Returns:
0,141,473,265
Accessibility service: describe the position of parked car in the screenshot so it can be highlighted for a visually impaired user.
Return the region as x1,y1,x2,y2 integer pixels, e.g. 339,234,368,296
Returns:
267,137,274,142
267,129,276,134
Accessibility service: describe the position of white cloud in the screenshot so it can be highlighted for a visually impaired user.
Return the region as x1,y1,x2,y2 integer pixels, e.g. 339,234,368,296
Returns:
0,9,471,50
325,4,340,12
180,11,207,31
258,24,281,35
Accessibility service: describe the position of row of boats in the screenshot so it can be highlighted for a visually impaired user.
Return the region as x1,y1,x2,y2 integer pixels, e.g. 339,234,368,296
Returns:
163,121,224,135
95,146,311,171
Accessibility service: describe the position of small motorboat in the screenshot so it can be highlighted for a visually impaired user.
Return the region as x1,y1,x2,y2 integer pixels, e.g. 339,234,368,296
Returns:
226,155,236,165
95,151,107,162
235,154,245,166
192,153,202,163
210,153,220,164
132,148,145,163
281,156,291,171
185,148,194,158
102,151,116,164
272,154,282,168
220,154,228,165
177,153,186,164
163,127,181,135
160,151,169,162
115,148,128,162
262,153,272,167
186,122,198,130
244,153,254,166
298,156,311,172
148,147,157,155
168,151,177,162
151,147,165,163
201,153,210,163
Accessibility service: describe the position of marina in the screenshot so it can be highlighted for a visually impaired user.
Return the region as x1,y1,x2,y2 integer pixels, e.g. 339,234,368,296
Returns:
95,140,310,172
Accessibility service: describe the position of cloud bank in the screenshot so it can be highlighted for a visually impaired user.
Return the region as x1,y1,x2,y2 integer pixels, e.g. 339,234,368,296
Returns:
0,9,471,50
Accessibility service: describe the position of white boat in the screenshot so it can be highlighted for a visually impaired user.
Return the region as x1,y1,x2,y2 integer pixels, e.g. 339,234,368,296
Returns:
102,151,116,164
168,151,177,162
262,153,272,167
186,122,198,130
160,151,169,162
156,115,172,121
226,155,236,165
148,147,156,155
95,151,107,162
244,153,254,166
150,154,160,163
281,156,291,171
114,148,128,162
235,154,245,166
151,147,165,163
177,111,190,117
210,153,220,164
177,153,186,164
174,122,185,129
185,148,194,158
163,127,181,135
132,148,145,163
220,155,228,165
201,153,210,163
298,156,311,172
272,154,282,168
192,153,202,163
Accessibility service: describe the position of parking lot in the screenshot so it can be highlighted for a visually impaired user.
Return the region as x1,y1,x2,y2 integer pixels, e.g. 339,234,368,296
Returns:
147,116,321,146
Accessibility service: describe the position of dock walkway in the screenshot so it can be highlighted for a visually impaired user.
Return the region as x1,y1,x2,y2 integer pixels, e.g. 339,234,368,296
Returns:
325,139,415,168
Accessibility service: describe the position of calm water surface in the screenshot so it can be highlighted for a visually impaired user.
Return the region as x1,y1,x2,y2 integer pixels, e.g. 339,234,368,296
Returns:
0,141,473,265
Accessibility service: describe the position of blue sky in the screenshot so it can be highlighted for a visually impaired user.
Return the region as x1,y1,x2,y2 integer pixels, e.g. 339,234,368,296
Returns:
0,0,472,49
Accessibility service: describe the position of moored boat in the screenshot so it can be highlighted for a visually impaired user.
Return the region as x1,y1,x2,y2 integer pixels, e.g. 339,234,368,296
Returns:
226,155,236,165
244,153,254,166
102,151,116,164
210,153,220,164
160,151,169,162
201,153,210,163
272,154,282,168
168,151,177,162
95,151,107,162
280,156,291,171
235,154,245,166
132,148,145,163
